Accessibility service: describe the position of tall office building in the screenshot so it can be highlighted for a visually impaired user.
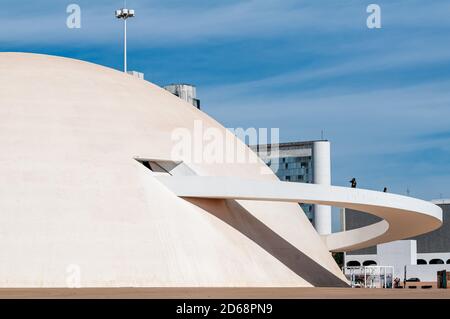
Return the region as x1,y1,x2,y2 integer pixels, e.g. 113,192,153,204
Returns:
250,140,332,235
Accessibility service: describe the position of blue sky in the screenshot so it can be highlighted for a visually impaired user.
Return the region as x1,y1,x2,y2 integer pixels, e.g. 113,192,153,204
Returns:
1,0,449,208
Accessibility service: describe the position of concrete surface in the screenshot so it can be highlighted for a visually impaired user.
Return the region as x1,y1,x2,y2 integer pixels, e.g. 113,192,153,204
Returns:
0,288,448,299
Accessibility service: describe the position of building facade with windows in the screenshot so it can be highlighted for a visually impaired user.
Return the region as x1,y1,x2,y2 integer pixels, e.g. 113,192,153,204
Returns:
250,140,332,235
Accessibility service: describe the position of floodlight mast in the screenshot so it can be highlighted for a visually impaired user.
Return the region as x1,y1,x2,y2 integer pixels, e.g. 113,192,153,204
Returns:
115,8,135,73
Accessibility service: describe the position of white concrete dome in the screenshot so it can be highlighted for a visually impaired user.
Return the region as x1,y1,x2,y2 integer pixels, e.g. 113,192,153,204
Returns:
0,53,349,287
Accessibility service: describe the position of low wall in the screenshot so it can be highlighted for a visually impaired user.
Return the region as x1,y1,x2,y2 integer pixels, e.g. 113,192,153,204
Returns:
406,265,450,282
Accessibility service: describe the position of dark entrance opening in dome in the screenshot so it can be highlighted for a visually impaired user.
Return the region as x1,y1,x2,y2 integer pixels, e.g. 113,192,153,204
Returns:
135,158,196,176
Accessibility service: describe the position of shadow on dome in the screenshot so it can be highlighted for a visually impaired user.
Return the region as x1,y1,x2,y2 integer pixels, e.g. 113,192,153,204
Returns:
185,197,349,287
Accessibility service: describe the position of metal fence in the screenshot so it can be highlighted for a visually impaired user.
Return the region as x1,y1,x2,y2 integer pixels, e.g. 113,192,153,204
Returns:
343,266,394,288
